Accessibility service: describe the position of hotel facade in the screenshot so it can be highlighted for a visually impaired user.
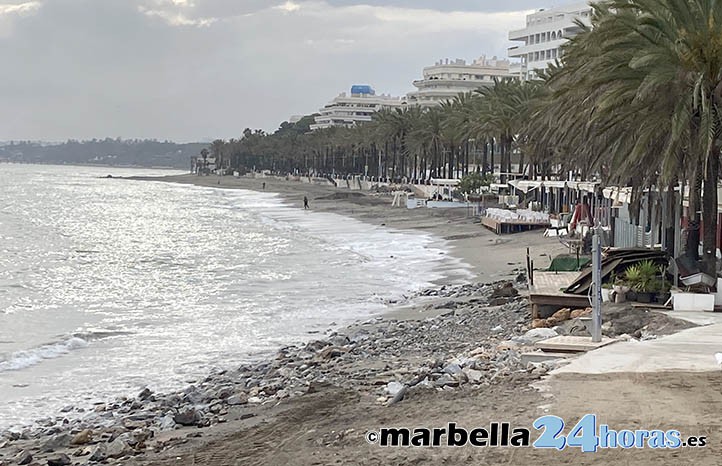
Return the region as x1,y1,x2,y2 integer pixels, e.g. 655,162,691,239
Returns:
406,56,514,107
309,85,403,131
508,2,593,80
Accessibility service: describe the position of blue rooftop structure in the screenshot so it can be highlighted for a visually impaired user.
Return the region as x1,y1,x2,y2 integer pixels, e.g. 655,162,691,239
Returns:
350,85,375,96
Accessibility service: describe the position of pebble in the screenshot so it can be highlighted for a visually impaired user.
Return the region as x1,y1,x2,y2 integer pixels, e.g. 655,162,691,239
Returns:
0,280,533,460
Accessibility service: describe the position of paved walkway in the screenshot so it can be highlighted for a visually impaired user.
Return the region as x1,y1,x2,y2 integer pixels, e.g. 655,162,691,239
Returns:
553,311,722,374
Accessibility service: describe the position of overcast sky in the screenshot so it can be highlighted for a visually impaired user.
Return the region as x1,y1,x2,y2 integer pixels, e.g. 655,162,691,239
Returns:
0,0,550,142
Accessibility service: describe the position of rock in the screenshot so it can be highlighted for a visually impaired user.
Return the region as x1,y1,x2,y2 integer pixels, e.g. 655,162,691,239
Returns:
215,387,234,399
559,316,593,335
328,335,350,347
47,454,71,466
491,325,504,333
226,394,248,406
491,282,518,298
550,308,571,322
138,387,153,400
316,346,347,360
41,433,71,452
173,408,201,426
386,385,408,406
442,363,462,375
434,374,459,388
70,429,92,445
513,328,557,345
14,450,32,465
570,308,592,319
463,368,484,383
88,444,107,462
106,438,130,459
531,318,549,329
385,381,404,397
158,414,176,431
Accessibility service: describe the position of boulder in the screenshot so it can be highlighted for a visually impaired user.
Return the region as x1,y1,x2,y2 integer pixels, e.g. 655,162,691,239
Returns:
41,433,71,452
47,454,71,466
385,381,404,397
215,387,234,400
570,308,592,319
513,328,557,345
70,429,92,445
226,394,248,406
14,450,32,465
88,444,107,462
158,414,176,431
491,282,518,298
138,387,153,400
550,308,571,322
106,438,131,459
442,363,462,375
531,318,549,329
463,368,484,383
316,346,347,360
173,408,201,426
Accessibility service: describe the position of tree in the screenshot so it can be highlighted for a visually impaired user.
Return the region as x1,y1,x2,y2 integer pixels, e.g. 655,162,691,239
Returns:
458,172,492,195
530,0,722,273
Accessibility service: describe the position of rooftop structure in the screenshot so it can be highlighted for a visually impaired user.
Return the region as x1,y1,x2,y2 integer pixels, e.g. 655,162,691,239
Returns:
508,2,593,80
310,85,402,131
406,56,514,107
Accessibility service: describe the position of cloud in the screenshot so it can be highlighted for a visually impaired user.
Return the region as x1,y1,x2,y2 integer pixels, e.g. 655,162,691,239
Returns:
0,1,40,16
274,1,301,12
0,0,536,141
138,5,217,27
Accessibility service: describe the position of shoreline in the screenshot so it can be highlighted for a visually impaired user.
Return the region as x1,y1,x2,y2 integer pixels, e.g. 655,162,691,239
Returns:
126,173,568,287
2,173,718,465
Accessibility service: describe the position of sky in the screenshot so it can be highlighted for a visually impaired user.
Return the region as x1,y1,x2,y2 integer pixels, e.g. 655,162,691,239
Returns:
0,0,549,142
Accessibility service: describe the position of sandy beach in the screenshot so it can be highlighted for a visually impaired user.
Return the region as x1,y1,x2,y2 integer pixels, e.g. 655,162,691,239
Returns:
1,174,720,466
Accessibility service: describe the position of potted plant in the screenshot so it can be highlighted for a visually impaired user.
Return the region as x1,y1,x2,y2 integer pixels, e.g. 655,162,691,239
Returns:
623,264,642,301
624,260,658,303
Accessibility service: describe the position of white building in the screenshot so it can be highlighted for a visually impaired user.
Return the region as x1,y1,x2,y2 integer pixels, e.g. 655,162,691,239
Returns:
508,2,593,80
310,85,402,131
406,56,514,107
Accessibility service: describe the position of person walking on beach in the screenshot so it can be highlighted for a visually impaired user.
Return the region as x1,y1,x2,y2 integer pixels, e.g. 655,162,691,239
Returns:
303,196,309,210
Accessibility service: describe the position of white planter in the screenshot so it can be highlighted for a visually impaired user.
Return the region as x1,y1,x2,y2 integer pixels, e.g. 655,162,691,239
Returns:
672,293,715,312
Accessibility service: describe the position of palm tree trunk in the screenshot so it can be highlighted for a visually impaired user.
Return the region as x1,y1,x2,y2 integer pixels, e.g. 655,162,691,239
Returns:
701,146,720,275
482,141,488,175
686,161,703,261
490,139,495,178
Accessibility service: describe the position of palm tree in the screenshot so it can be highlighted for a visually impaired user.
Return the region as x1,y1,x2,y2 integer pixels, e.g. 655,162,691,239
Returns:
532,0,722,273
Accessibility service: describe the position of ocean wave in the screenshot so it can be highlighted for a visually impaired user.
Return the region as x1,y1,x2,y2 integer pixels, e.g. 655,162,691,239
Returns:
0,337,88,372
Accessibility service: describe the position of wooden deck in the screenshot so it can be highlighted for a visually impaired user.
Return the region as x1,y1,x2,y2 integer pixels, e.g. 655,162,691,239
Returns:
528,271,591,319
481,216,550,235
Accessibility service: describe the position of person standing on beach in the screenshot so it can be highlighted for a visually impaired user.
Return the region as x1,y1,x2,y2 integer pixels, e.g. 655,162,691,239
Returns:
303,196,309,210
262,182,266,190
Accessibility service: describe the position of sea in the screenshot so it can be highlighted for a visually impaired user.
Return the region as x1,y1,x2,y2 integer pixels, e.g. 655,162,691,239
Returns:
0,164,468,430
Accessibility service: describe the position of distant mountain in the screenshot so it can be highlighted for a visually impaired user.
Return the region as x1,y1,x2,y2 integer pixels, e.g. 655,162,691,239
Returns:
0,139,208,169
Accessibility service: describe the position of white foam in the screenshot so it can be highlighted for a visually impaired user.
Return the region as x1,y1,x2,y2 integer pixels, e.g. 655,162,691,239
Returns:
0,337,88,372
